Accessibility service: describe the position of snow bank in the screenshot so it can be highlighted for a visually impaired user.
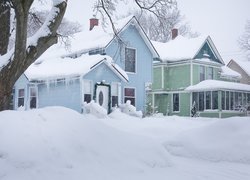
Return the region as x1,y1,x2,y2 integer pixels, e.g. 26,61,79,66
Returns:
83,100,107,118
164,117,250,164
119,100,143,118
0,107,171,180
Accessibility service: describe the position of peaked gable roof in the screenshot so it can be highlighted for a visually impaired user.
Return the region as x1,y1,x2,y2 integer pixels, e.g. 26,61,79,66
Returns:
220,66,241,79
152,35,224,64
228,59,250,76
66,16,159,58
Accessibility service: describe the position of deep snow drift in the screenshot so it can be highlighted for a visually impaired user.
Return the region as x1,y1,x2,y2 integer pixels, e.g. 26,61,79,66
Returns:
0,107,250,180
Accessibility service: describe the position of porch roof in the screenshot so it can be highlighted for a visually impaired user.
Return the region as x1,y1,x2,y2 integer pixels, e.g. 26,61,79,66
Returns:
185,80,250,92
25,54,128,82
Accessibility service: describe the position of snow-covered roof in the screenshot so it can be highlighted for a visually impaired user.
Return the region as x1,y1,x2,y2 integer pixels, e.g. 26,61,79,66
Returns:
152,35,224,64
229,60,250,76
25,53,128,82
66,16,158,58
185,80,250,92
220,66,241,79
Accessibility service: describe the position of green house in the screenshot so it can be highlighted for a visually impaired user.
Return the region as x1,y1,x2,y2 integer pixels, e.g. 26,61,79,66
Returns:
151,34,250,118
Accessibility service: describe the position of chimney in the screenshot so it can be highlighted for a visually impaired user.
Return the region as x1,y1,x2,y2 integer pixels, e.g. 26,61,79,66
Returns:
89,17,99,31
171,28,178,40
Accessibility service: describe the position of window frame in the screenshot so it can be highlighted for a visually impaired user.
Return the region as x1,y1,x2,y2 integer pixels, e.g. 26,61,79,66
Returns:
18,88,25,108
124,87,136,106
207,67,213,80
173,93,180,112
111,82,119,107
125,47,137,73
199,65,205,82
29,86,38,109
83,80,92,103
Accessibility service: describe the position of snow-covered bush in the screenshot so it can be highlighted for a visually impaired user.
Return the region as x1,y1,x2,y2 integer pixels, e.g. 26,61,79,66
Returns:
119,100,142,118
83,100,107,118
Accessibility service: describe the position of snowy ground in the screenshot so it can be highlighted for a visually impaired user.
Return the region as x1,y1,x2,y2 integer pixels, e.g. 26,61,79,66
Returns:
0,107,250,180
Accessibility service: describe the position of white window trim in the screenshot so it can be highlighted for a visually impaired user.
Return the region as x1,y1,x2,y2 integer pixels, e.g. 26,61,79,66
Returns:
111,82,121,107
125,47,137,74
82,79,93,104
29,86,38,109
17,88,25,109
124,86,136,106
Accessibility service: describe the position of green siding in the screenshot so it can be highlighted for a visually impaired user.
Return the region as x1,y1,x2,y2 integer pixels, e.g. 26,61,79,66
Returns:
153,67,162,90
164,65,190,90
154,94,168,115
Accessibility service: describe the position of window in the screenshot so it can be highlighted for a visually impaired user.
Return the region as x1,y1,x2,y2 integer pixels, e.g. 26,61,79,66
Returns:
18,89,25,107
193,91,218,111
199,66,205,82
221,91,225,110
198,92,204,111
212,91,218,110
111,83,119,107
125,47,136,73
124,87,135,106
205,91,211,110
83,80,92,103
230,92,234,110
29,87,37,109
173,93,180,112
207,67,213,80
226,91,230,110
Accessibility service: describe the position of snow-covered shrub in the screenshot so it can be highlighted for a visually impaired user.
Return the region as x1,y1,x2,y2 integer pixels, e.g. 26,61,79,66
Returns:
119,100,142,118
83,100,107,118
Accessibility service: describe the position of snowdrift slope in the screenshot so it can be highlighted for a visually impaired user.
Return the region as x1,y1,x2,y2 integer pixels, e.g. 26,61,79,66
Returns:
0,107,170,180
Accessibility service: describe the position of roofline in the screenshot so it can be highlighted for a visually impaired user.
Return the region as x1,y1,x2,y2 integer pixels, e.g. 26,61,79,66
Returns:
193,36,225,65
105,16,159,58
89,58,129,82
227,59,250,77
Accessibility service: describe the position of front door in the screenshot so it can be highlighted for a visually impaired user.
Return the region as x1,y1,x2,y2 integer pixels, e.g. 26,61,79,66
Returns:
96,84,110,111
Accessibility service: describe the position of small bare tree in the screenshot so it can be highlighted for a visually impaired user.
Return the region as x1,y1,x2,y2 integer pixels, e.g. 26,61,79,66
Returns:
0,0,67,110
238,20,250,59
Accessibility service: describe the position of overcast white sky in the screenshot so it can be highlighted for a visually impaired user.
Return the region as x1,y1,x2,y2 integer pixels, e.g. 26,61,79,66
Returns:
64,0,250,63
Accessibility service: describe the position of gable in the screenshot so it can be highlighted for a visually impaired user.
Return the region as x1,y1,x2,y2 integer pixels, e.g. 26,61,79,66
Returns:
84,62,124,83
194,36,224,65
105,17,158,58
194,42,219,62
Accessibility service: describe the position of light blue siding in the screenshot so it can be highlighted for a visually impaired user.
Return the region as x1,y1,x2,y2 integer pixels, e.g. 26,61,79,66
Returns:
84,63,123,84
106,24,153,112
37,79,81,112
13,74,29,110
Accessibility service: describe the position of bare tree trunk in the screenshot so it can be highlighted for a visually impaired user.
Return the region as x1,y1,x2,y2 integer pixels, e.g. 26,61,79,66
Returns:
0,2,10,55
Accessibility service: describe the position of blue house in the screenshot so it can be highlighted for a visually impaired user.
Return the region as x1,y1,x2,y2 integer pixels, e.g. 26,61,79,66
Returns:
13,16,158,114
